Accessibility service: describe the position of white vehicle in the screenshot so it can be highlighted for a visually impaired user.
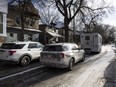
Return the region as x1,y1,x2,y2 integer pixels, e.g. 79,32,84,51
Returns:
40,43,85,71
80,33,102,53
0,41,44,66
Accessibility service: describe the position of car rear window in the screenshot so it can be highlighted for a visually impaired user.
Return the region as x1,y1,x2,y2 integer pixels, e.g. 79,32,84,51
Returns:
43,45,69,51
43,45,64,51
1,43,25,49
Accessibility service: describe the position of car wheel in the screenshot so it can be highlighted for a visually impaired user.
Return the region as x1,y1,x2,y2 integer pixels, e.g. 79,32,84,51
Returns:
80,54,85,62
68,58,74,71
20,56,31,66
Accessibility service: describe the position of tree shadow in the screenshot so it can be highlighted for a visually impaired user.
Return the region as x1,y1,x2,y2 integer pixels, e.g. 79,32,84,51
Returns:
103,58,116,87
26,67,68,87
0,66,68,87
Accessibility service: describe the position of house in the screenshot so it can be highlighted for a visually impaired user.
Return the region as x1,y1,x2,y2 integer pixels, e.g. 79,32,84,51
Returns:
0,0,7,43
39,24,74,44
58,28,74,42
5,0,41,42
39,24,63,44
50,22,74,43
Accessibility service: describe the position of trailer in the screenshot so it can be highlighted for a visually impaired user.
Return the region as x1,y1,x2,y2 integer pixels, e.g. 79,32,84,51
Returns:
80,33,102,53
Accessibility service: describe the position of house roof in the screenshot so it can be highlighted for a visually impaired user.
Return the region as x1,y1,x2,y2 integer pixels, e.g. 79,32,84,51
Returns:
8,0,39,19
0,0,7,13
7,26,42,32
46,30,63,37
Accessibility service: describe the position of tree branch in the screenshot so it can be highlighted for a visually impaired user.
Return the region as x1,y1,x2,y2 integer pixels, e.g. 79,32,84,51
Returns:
55,0,65,16
69,0,84,22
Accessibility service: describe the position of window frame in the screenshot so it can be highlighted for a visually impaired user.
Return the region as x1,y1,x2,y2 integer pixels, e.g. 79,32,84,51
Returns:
0,12,3,33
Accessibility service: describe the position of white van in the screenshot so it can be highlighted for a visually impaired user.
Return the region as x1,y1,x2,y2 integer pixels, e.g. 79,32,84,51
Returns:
80,33,102,53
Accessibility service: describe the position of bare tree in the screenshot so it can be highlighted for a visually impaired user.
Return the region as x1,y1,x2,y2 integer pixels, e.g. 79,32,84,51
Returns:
81,14,100,32
39,7,60,25
48,0,111,42
9,0,27,41
92,24,116,44
9,0,40,41
32,0,112,42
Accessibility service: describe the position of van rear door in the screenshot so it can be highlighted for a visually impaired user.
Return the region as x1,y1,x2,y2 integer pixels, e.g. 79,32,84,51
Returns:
84,35,92,51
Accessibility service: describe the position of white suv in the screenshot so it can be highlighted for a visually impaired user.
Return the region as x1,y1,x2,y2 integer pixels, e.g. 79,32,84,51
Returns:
0,41,44,66
40,43,85,70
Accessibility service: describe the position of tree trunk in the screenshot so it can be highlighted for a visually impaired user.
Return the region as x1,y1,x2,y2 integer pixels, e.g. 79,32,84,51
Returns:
18,0,25,41
20,11,24,41
64,18,69,42
64,25,69,42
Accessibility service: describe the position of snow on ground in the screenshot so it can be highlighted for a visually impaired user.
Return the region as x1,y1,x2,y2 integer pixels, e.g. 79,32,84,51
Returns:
70,45,115,87
30,45,116,87
104,56,116,87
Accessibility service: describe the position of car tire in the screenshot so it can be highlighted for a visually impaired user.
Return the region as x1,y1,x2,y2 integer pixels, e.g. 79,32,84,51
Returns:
80,54,85,62
68,58,74,71
20,56,31,66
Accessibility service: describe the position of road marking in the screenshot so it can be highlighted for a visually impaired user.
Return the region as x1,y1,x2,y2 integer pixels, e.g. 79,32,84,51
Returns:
0,65,43,81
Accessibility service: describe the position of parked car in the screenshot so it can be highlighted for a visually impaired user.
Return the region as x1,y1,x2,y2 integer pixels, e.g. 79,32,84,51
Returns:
112,45,116,53
40,43,85,71
0,41,44,66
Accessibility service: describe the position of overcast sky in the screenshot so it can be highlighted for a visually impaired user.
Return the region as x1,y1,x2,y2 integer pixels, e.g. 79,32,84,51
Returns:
103,0,116,26
33,0,116,26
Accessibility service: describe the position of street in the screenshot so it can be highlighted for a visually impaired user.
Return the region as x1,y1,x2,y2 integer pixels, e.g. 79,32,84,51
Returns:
0,0,116,87
0,45,115,87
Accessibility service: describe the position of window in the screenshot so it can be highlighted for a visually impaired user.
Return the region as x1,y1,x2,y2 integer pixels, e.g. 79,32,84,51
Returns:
28,43,37,48
85,36,90,40
28,34,32,40
26,18,34,27
37,44,44,48
15,44,25,49
43,45,63,51
10,33,14,37
15,16,20,25
63,46,69,51
0,12,3,33
1,43,25,49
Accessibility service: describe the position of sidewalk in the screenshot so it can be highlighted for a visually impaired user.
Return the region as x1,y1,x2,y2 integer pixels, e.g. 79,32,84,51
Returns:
103,56,116,87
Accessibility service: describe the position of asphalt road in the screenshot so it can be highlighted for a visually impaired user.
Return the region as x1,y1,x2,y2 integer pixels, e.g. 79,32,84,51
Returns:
0,45,115,87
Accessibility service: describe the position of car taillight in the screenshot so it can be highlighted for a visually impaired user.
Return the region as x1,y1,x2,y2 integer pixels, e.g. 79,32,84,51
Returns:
8,51,16,55
60,53,64,58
